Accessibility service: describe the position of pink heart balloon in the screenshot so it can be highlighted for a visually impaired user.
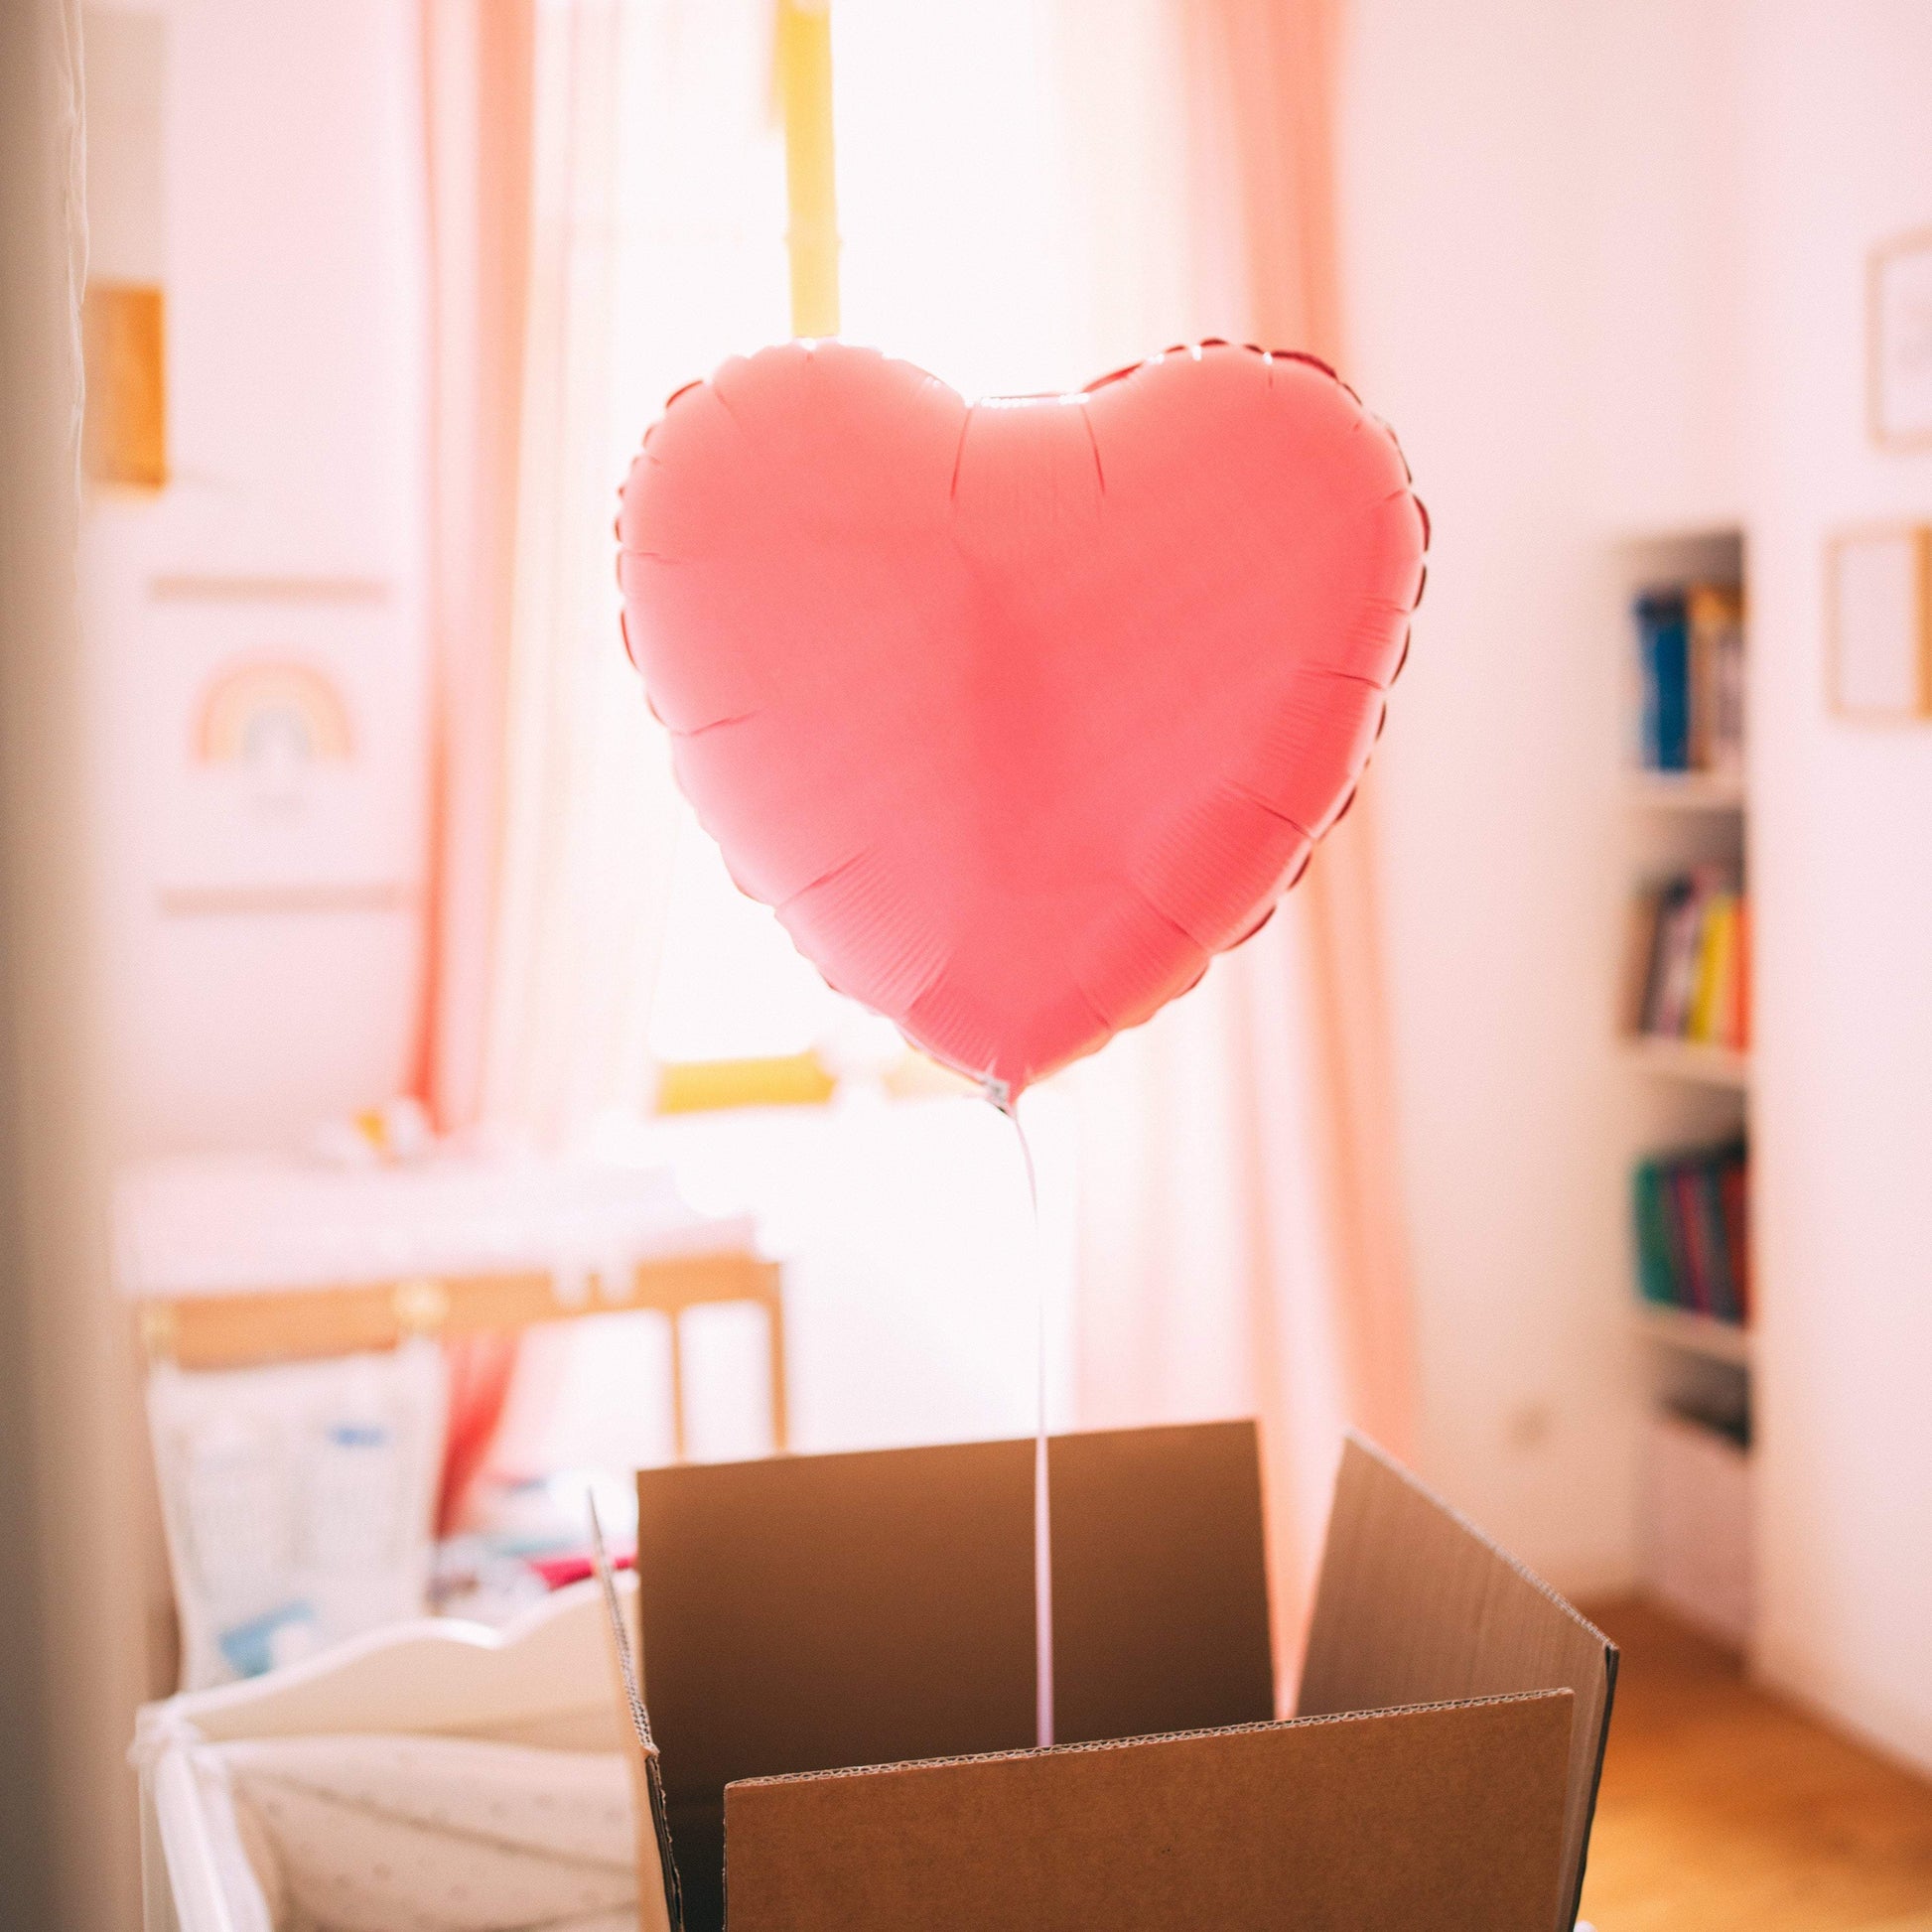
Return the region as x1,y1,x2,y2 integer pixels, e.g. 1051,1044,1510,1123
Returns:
619,340,1426,1099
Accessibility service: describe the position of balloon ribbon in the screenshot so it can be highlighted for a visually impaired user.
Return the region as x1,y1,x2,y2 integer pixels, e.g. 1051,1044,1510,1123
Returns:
998,1092,1054,1749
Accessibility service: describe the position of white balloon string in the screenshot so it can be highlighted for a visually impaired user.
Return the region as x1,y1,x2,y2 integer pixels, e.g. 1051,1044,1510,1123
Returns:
999,1093,1053,1750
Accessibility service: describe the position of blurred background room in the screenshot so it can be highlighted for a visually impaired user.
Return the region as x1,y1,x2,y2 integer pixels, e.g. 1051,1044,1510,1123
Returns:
4,1,1932,1927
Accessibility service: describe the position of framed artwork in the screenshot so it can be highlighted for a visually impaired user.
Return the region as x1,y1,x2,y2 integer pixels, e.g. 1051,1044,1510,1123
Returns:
1827,526,1932,720
137,576,425,914
81,13,168,488
1868,227,1932,450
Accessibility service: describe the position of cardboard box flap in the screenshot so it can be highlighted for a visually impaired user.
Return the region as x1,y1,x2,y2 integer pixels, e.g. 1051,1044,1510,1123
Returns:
724,1690,1575,1932
637,1422,1276,1930
1298,1435,1617,1932
1048,1420,1274,1742
637,1440,1038,1794
637,1439,1036,1931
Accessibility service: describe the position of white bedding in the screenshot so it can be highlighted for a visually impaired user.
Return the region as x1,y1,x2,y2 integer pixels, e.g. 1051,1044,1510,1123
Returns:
198,1733,637,1932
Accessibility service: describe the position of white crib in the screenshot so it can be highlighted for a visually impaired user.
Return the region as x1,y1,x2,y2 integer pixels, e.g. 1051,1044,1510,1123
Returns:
134,1578,630,1932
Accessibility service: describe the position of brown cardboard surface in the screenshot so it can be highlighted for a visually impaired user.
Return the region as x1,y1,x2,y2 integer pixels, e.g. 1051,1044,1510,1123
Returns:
636,1422,1277,1930
1047,1420,1274,1742
725,1691,1574,1932
1298,1435,1618,1932
636,1439,1037,1931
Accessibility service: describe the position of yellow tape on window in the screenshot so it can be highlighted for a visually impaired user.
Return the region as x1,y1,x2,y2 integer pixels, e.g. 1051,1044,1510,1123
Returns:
776,0,839,339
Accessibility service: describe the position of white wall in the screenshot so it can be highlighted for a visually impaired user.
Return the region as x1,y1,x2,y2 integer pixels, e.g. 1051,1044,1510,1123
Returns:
1347,0,1932,1779
1738,0,1932,1769
82,0,428,1157
1337,0,1745,1595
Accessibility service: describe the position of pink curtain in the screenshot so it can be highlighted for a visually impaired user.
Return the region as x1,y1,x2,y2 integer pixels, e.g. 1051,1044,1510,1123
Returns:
414,0,534,1132
1205,0,1419,1447
416,0,536,1528
413,0,669,1529
435,1329,524,1535
1074,0,1418,1703
1202,0,1420,1666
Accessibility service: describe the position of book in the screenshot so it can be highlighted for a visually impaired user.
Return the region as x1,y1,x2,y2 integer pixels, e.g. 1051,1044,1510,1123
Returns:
1695,1161,1739,1321
1629,1142,1749,1325
1621,883,1666,1035
1690,583,1746,776
1626,869,1750,1052
1672,1167,1711,1312
1633,581,1745,774
1632,1163,1676,1306
1688,892,1737,1044
1720,1159,1750,1321
1636,590,1690,770
1730,897,1752,1050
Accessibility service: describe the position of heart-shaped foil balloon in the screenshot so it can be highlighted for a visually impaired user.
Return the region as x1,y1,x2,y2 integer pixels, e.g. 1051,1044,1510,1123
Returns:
619,339,1427,1099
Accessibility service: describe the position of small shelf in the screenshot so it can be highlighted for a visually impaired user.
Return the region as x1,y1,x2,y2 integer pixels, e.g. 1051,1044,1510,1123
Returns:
1624,1035,1750,1089
1625,769,1746,812
1635,1304,1753,1368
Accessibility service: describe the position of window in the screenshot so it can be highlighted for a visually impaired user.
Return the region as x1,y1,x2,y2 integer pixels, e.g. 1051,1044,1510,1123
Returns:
617,0,1102,1078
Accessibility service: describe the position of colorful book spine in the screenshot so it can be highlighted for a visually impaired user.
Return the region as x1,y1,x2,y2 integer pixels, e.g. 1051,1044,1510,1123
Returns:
1720,1160,1750,1321
1688,892,1737,1043
1634,581,1744,773
1632,1164,1676,1307
1730,897,1751,1051
1630,1142,1749,1325
1626,868,1750,1052
1690,583,1747,776
1636,590,1690,770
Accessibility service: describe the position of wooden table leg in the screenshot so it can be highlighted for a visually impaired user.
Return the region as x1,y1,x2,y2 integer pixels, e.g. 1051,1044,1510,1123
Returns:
668,1310,688,1462
765,1279,788,1452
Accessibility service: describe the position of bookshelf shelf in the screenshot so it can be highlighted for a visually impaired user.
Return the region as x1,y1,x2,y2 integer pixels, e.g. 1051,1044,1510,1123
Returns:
1625,769,1745,812
1634,1304,1753,1368
1623,1035,1750,1089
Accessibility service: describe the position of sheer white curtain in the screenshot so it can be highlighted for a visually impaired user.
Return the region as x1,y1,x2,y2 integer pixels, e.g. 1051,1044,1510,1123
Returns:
602,0,896,1071
464,0,859,1134
1051,1,1360,1694
473,0,681,1145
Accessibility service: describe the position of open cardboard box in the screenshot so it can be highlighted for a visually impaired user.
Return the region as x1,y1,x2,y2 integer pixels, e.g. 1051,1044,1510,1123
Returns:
620,1426,1614,1932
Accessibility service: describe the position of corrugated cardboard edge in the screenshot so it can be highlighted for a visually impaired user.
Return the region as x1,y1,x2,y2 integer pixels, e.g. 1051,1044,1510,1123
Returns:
722,1692,1569,1932
589,1501,680,1932
1306,1433,1620,1932
722,1689,1568,1793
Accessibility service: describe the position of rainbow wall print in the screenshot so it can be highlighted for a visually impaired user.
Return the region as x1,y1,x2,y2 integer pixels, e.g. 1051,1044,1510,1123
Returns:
195,660,353,767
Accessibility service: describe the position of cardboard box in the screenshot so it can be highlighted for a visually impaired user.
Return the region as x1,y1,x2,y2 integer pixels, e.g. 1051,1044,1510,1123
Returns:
631,1427,1614,1932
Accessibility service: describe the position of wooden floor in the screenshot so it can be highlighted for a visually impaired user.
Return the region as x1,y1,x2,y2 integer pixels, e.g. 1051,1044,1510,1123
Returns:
1579,1601,1932,1931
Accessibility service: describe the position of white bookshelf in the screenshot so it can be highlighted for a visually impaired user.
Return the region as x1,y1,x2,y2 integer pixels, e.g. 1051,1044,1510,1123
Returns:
1616,527,1753,1644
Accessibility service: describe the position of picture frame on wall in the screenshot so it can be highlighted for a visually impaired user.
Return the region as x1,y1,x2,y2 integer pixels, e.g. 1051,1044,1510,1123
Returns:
135,575,427,914
1827,525,1932,721
1868,227,1932,450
